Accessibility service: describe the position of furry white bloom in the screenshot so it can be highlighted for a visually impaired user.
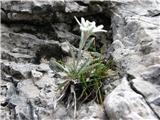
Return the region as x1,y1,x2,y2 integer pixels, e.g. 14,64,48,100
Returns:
74,16,107,34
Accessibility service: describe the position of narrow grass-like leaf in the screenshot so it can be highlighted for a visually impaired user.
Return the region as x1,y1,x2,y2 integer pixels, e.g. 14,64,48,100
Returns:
77,59,91,73
84,37,95,51
50,60,68,73
69,43,76,70
79,62,101,75
57,80,69,91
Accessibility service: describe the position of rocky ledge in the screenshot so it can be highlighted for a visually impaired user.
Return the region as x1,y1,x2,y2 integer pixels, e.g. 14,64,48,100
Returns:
1,0,160,120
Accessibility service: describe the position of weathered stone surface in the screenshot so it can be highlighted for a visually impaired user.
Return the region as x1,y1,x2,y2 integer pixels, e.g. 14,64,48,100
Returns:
104,0,160,119
1,61,37,79
2,49,34,63
1,9,7,21
76,101,106,120
1,1,63,24
52,25,80,43
1,0,160,120
65,1,87,13
1,0,101,24
141,64,160,85
1,24,64,63
0,1,113,119
104,77,158,120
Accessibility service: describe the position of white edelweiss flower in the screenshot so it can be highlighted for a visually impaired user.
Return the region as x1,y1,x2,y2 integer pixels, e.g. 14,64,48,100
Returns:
74,16,107,33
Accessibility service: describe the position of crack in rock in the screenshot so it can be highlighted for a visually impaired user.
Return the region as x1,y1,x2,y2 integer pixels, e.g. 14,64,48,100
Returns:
128,77,160,120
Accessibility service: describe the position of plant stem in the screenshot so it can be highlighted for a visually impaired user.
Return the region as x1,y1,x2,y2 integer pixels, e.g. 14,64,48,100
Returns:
76,31,89,71
71,85,77,119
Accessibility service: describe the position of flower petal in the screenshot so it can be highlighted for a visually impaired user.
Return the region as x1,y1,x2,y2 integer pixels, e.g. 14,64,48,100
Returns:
86,20,90,27
88,21,96,31
96,25,104,30
81,17,86,27
74,16,81,26
92,29,107,33
90,21,96,27
80,26,89,31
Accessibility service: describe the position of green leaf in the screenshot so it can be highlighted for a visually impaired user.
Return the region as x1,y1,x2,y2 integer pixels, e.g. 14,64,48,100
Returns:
77,59,90,72
50,59,68,73
69,44,76,70
79,62,101,75
84,37,95,51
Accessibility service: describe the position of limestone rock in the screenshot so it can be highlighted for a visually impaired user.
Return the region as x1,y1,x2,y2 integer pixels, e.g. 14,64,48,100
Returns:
105,0,160,119
1,0,160,120
1,61,37,79
65,1,87,13
31,70,43,79
104,77,159,120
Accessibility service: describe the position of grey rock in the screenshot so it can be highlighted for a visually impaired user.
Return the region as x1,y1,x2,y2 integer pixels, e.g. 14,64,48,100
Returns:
0,1,114,120
52,24,80,44
2,49,34,63
53,104,67,119
88,3,103,13
151,97,160,106
54,29,79,43
104,0,160,119
111,1,160,75
77,101,106,120
0,80,32,120
65,1,87,13
17,79,40,98
1,1,63,24
52,23,71,32
1,9,7,21
141,64,160,85
2,0,160,120
61,42,70,53
1,61,37,79
1,25,65,63
1,1,88,24
31,70,43,79
130,78,160,118
36,63,51,73
1,1,33,13
104,77,159,120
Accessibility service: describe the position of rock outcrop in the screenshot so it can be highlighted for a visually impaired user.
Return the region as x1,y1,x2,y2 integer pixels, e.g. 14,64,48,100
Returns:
1,1,111,120
104,0,160,119
1,0,160,120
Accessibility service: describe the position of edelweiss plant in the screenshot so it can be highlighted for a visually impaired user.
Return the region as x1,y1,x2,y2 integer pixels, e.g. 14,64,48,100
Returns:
50,16,109,118
52,17,106,72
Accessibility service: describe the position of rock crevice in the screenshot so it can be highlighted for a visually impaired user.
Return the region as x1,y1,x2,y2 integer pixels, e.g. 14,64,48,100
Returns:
129,80,160,119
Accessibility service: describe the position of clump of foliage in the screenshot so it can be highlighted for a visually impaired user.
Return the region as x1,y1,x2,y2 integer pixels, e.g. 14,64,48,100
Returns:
50,16,112,118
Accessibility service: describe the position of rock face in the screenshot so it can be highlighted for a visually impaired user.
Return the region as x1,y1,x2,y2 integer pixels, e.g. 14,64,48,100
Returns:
104,77,158,120
1,1,111,120
104,0,160,120
1,0,160,120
